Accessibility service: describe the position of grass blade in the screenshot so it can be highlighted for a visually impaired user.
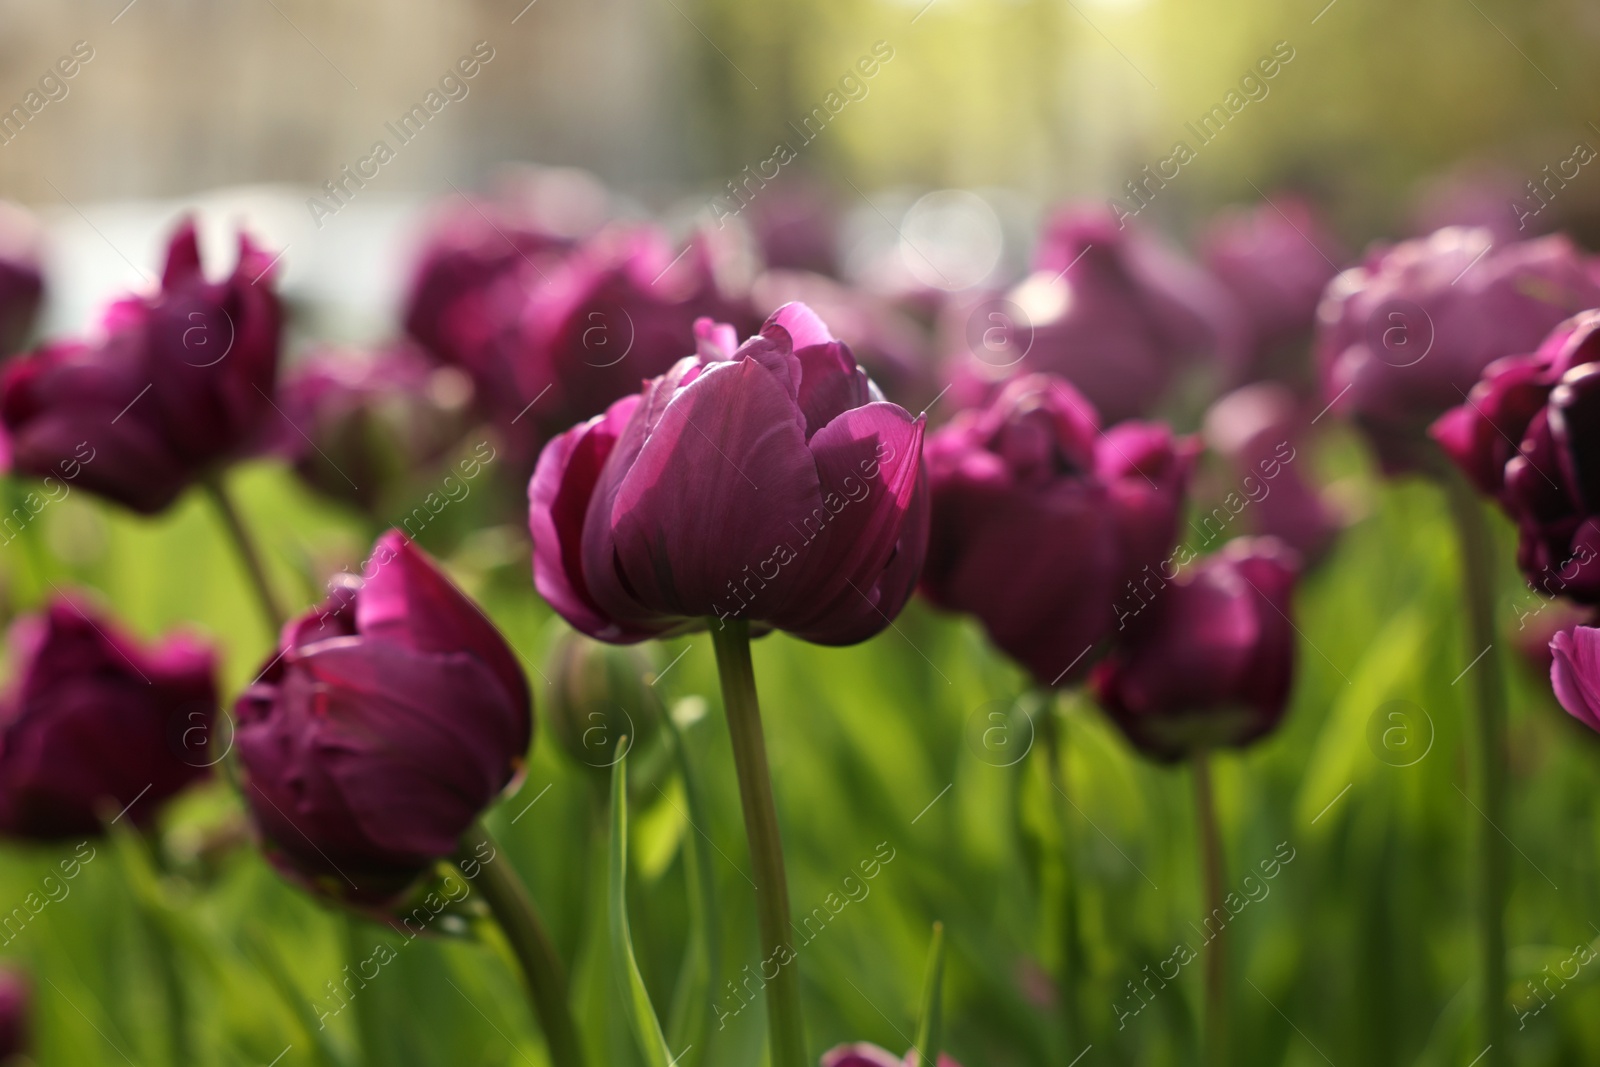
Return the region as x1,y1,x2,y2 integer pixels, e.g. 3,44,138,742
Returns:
610,741,676,1067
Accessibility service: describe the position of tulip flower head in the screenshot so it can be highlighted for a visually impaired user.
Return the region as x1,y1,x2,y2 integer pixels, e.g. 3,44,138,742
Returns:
1092,537,1300,762
530,302,929,646
0,596,218,839
920,372,1194,686
1316,227,1600,473
0,967,26,1064
1551,625,1600,734
0,218,284,513
236,531,532,905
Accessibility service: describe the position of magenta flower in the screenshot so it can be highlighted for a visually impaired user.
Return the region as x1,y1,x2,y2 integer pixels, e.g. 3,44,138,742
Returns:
236,531,532,904
0,201,44,358
1315,227,1599,473
272,342,474,513
1091,538,1299,761
820,1043,962,1067
530,303,928,645
0,596,217,839
920,373,1193,686
0,218,284,513
0,967,26,1063
1200,197,1342,385
1551,625,1600,733
947,204,1243,424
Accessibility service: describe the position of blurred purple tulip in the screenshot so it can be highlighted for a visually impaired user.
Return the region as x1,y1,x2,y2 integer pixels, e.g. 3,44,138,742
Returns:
819,1044,962,1067
0,967,26,1063
1203,382,1341,565
0,596,217,839
920,373,1194,686
748,179,841,277
1092,537,1300,762
273,342,474,513
1315,227,1600,473
236,530,532,905
530,303,928,646
0,202,44,359
0,218,284,513
1551,624,1600,733
946,204,1244,424
1200,197,1342,386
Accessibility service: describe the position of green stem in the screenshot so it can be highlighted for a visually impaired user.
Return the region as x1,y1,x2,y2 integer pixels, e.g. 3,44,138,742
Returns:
709,619,806,1067
1193,752,1226,1067
1037,692,1082,1048
203,477,287,632
1443,467,1509,1065
914,921,947,1067
455,824,587,1067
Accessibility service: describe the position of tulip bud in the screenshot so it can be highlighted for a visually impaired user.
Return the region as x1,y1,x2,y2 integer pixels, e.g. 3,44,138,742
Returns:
1092,538,1300,762
0,201,44,359
236,531,532,906
544,629,661,771
0,967,27,1063
0,596,218,839
0,217,284,514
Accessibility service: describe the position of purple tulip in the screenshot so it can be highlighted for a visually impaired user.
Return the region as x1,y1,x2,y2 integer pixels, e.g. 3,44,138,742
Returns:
530,303,928,646
1091,538,1299,762
1203,382,1341,565
920,373,1194,686
748,180,841,277
236,530,531,904
819,1044,962,1067
273,343,474,513
1315,227,1600,473
0,202,44,358
1200,197,1342,386
1551,624,1600,733
946,204,1244,424
0,218,284,514
0,596,218,839
0,968,26,1063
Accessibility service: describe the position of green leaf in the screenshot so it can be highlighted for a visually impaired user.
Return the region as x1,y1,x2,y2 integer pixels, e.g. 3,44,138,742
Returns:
913,921,946,1067
610,742,677,1067
663,700,719,1066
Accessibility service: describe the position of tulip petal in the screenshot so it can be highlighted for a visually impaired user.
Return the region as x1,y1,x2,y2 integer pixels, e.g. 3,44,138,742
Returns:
1551,625,1600,733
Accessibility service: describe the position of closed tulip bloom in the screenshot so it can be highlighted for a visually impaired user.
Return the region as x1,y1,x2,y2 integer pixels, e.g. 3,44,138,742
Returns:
236,531,531,904
948,204,1244,423
0,218,284,513
530,303,928,646
0,201,44,358
1200,197,1342,386
0,596,218,839
273,343,474,513
0,968,26,1063
1315,227,1599,473
819,1044,963,1067
1550,625,1600,733
1092,538,1299,762
920,373,1193,686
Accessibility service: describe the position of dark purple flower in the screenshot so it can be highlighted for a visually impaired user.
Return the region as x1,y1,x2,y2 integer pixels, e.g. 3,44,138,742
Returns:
0,218,284,513
920,373,1194,686
0,596,217,839
1203,382,1341,565
0,967,26,1063
946,204,1244,424
273,342,474,513
236,530,532,905
1200,197,1342,386
0,202,44,359
1091,538,1299,762
1316,227,1600,473
1551,624,1600,733
530,303,928,646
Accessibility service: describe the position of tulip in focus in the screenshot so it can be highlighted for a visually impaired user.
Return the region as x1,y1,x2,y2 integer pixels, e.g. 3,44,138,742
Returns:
530,303,929,646
0,596,218,839
0,218,284,513
1316,227,1600,473
0,967,26,1064
1092,537,1300,761
236,531,532,904
1550,625,1600,734
920,373,1193,686
0,201,44,359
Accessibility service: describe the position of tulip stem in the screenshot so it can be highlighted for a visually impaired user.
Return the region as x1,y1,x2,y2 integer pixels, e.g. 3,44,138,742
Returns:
203,477,287,632
709,619,807,1067
1443,467,1509,1066
1037,691,1083,1049
1192,751,1227,1067
457,825,586,1067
